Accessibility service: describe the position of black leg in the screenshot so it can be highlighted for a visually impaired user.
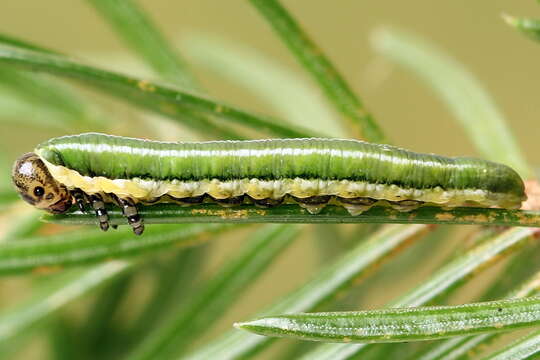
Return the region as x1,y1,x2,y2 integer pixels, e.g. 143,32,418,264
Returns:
90,194,110,232
116,197,144,235
71,189,89,213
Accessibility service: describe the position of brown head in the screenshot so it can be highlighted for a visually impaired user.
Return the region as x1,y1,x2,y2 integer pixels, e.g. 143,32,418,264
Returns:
12,153,73,214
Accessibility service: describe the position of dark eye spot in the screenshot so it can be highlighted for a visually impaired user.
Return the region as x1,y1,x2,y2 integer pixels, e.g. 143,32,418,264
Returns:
34,186,45,197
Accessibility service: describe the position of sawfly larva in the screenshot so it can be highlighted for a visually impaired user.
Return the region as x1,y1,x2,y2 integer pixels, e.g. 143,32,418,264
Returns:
12,133,527,235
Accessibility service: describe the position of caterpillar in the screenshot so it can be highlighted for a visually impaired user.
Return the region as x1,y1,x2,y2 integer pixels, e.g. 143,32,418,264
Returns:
12,133,527,235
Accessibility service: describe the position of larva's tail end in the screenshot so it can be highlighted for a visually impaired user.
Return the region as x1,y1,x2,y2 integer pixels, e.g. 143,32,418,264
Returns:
522,180,540,211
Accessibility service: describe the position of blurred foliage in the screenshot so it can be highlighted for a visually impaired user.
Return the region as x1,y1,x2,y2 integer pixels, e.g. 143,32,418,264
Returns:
0,1,539,360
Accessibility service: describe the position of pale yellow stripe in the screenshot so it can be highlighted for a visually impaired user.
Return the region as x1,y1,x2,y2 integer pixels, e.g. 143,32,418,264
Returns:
40,157,522,209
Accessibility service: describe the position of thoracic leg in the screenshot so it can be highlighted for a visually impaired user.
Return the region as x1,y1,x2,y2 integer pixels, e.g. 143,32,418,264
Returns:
90,194,110,232
116,197,144,235
71,189,88,212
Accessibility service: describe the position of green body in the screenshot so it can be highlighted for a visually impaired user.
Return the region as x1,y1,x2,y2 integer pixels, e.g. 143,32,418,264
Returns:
36,133,525,199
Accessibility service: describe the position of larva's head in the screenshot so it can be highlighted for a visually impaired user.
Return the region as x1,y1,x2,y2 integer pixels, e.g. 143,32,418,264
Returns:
11,153,73,214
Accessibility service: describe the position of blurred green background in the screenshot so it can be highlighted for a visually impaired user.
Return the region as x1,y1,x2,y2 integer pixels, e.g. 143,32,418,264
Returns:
1,0,539,160
0,1,539,359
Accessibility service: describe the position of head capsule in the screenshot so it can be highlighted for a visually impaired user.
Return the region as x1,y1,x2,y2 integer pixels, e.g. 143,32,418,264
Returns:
11,153,73,214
